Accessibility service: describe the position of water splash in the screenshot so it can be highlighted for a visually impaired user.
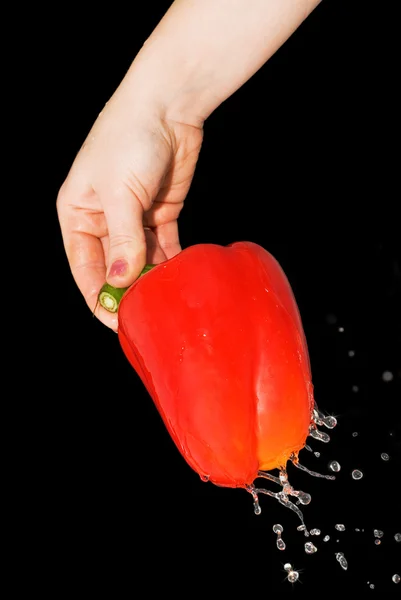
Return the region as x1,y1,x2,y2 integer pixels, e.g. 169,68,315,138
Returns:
246,485,262,515
246,403,337,527
247,469,311,530
309,428,331,443
307,407,337,444
313,408,337,429
291,453,335,481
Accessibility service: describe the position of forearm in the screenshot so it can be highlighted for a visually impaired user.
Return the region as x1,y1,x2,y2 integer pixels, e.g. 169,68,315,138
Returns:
118,0,321,126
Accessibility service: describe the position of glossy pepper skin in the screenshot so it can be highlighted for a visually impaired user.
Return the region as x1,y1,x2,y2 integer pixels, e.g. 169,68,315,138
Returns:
118,242,314,488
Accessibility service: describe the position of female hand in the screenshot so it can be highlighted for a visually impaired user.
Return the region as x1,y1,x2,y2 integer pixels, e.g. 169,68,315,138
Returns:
57,91,203,331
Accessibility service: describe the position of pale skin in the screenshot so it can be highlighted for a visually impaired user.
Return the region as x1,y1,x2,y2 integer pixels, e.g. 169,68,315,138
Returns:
57,0,321,331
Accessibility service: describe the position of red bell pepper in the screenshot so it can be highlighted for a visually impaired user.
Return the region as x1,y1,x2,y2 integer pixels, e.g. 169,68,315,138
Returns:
116,241,315,489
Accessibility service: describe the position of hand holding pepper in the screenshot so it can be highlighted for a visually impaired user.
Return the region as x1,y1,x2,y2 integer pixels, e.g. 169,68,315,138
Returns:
57,103,202,331
57,1,321,330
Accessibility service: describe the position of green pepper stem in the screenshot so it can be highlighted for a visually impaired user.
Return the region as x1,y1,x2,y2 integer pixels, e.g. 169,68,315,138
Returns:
97,264,156,313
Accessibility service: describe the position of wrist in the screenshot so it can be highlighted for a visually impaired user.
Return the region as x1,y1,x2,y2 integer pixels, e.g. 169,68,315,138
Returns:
119,40,214,129
113,0,321,129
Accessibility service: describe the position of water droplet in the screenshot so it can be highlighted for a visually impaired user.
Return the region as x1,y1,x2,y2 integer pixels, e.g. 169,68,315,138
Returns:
352,431,359,437
272,523,286,550
348,350,355,357
369,584,375,589
297,525,306,532
373,529,384,538
335,524,346,531
309,428,330,443
323,415,337,429
329,460,341,472
253,502,261,515
355,528,361,532
310,528,321,536
304,444,313,452
297,491,312,505
392,574,400,584
374,539,381,545
382,370,394,382
352,469,363,480
287,570,299,583
200,474,209,482
314,451,321,457
338,326,344,332
277,538,286,551
304,541,318,554
284,563,292,572
381,452,390,461
323,535,330,542
394,533,401,542
335,552,348,570
352,385,359,392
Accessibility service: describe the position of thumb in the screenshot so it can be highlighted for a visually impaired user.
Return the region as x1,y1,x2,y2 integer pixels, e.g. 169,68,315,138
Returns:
103,188,147,288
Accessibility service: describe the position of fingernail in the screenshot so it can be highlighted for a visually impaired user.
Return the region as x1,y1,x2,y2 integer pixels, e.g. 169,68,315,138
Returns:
108,259,128,278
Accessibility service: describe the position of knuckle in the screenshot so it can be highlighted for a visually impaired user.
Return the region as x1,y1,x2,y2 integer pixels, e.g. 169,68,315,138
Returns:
124,175,153,211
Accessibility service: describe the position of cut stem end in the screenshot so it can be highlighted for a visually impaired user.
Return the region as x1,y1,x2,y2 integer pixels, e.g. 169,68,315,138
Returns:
97,264,156,314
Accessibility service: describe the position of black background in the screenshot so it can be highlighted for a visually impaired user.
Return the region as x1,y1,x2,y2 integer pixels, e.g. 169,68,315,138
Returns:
48,0,400,594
